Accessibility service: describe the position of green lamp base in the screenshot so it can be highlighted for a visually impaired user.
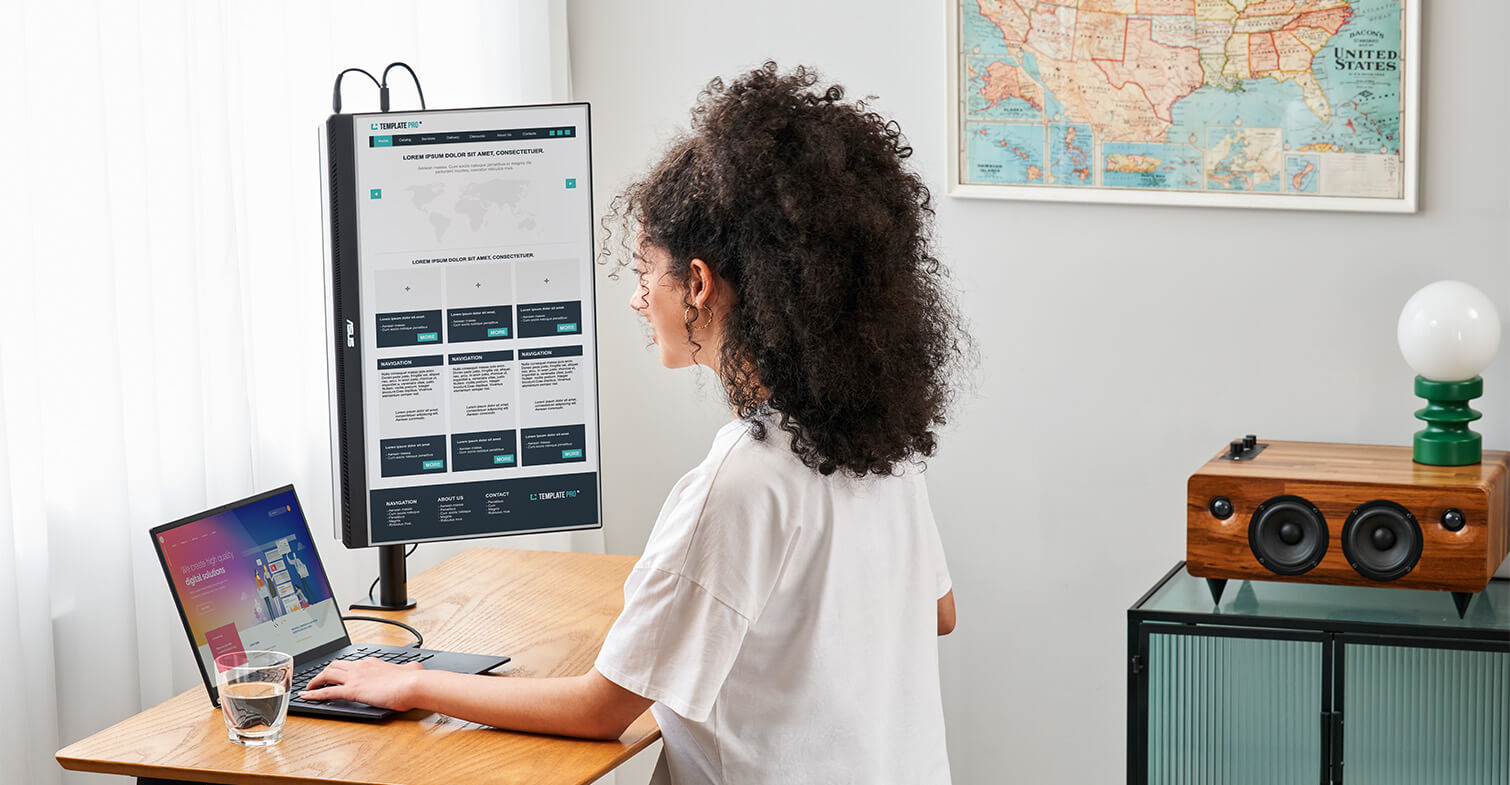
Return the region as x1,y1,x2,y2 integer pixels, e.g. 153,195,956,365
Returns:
1412,376,1483,466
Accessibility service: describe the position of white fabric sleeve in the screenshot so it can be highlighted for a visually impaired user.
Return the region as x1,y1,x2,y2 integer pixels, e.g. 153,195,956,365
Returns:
929,521,952,599
918,475,952,599
595,566,751,723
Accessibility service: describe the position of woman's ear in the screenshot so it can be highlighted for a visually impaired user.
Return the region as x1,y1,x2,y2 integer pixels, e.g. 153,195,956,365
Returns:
687,258,715,309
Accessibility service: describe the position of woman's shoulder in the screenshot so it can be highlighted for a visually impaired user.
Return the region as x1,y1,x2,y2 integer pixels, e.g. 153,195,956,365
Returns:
652,416,926,543
706,416,930,504
638,420,801,566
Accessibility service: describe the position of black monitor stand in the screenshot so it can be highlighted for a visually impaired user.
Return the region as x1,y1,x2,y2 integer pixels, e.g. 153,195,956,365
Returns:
349,544,417,610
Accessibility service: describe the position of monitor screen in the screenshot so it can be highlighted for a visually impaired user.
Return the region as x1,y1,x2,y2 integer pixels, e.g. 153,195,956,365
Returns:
324,103,601,547
153,488,346,683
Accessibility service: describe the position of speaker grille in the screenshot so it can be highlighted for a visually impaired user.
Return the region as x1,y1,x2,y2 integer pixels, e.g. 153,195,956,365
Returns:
1248,495,1328,575
1343,500,1422,582
329,142,353,546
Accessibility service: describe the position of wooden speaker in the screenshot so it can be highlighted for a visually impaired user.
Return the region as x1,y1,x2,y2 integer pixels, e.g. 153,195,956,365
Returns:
1187,438,1509,615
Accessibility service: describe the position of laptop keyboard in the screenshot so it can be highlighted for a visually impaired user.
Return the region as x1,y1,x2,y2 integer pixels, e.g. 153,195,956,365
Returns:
290,646,435,704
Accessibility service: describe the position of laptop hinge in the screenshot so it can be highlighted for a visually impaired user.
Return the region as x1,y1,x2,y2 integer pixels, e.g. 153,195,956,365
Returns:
298,637,354,667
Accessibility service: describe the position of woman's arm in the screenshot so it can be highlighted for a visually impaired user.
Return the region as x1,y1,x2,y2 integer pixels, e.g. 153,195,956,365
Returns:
938,589,956,636
302,661,653,740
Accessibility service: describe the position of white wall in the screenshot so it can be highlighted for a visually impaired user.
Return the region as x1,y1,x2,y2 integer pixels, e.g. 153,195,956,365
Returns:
571,2,1508,782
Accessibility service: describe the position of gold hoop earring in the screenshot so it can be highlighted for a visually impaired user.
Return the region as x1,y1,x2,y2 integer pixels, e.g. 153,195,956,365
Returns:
684,305,714,330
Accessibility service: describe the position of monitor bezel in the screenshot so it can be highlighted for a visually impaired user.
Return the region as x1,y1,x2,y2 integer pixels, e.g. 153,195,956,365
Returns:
324,102,604,549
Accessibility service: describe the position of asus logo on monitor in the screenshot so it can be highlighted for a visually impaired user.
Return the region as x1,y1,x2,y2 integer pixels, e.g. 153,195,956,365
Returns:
345,320,355,348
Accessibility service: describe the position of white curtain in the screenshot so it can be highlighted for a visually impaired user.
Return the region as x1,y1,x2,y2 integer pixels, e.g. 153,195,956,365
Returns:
0,2,575,782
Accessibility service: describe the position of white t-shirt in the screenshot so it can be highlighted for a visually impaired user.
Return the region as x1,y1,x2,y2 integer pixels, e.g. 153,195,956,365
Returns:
595,419,952,785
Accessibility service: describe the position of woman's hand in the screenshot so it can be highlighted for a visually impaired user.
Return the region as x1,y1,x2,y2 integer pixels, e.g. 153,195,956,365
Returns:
302,659,425,711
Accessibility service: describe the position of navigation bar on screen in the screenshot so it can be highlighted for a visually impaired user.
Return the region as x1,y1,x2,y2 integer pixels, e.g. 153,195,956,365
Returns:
370,127,577,148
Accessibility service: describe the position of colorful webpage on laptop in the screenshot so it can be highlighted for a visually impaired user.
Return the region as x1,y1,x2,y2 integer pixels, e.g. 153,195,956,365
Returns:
157,489,342,679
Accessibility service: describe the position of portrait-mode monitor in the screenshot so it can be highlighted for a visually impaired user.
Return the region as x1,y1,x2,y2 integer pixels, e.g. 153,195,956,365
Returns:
151,487,345,694
323,103,601,549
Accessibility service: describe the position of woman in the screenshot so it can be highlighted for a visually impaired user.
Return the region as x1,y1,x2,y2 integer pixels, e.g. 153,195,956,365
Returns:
305,61,966,785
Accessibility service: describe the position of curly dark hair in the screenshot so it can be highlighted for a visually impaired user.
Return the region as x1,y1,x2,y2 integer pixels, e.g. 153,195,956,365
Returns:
602,61,969,477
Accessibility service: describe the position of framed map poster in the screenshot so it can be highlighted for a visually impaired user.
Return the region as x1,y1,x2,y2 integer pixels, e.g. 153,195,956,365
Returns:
948,1,1418,212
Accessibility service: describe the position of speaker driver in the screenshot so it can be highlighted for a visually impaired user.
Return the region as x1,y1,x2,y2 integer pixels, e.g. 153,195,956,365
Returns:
1343,500,1422,582
1248,495,1328,575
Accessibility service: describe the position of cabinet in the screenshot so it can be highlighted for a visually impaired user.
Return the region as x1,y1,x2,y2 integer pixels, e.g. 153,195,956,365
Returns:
1128,563,1509,784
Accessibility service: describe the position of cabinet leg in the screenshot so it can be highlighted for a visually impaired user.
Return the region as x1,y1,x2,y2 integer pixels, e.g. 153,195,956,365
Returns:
1451,591,1473,619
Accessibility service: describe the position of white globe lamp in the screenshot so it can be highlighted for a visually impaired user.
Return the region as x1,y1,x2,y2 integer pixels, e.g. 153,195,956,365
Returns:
1397,281,1501,465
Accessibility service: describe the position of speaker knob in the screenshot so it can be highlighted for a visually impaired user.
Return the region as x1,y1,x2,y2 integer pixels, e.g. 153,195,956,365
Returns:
1210,497,1234,519
1343,500,1422,582
1248,495,1328,575
1441,508,1467,532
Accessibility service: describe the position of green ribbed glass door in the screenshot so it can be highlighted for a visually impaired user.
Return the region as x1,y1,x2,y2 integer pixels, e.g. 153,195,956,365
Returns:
1145,626,1324,785
1339,636,1509,785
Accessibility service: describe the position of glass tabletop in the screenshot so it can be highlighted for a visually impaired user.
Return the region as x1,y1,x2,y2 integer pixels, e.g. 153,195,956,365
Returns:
1136,564,1510,634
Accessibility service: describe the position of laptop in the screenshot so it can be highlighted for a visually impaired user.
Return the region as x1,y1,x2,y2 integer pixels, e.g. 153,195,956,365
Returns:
151,484,509,720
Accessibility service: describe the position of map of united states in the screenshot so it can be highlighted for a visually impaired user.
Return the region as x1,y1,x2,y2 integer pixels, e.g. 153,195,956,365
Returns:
975,0,1351,143
959,0,1406,200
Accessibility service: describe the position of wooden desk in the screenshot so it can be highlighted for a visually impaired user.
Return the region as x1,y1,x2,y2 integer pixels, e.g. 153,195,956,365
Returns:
57,549,660,785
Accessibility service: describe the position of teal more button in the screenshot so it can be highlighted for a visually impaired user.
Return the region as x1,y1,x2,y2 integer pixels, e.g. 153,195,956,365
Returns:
487,327,509,337
555,323,579,333
416,332,439,342
493,454,515,465
560,449,583,460
421,459,445,470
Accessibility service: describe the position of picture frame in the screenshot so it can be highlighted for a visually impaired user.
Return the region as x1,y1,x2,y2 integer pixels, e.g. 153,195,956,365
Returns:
946,0,1420,212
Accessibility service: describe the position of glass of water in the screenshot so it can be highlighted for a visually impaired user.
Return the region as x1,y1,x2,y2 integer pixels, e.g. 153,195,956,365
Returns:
214,650,293,746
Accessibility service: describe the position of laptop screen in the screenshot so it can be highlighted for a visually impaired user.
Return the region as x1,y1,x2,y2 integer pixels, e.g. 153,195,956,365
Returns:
153,487,346,684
